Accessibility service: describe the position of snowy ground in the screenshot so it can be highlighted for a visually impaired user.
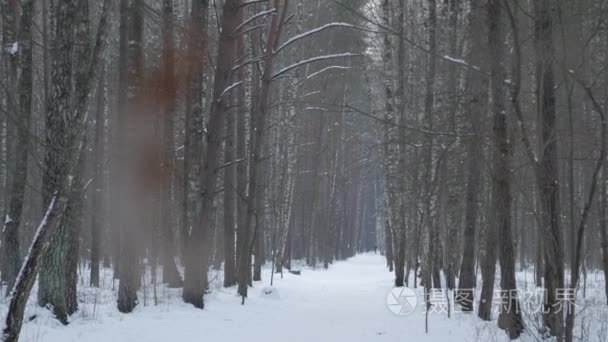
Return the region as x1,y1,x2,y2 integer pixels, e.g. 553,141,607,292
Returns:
1,254,607,341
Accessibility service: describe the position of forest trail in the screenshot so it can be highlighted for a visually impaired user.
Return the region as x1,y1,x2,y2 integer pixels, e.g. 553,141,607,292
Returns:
14,253,478,342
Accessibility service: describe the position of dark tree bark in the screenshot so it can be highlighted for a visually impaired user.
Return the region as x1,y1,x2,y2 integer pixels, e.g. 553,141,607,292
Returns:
380,0,402,285
183,0,240,308
601,153,608,305
181,0,201,300
252,158,267,282
393,0,407,287
488,0,522,337
534,1,565,337
0,0,19,235
64,0,92,316
442,0,460,293
159,0,182,288
117,0,145,314
241,0,288,299
112,0,129,280
564,82,607,342
600,26,608,302
422,0,440,293
65,138,86,315
384,214,394,272
2,0,112,337
457,0,487,312
252,34,268,281
478,193,497,320
38,0,79,323
235,3,250,295
2,0,34,296
223,83,237,287
90,66,105,288
182,0,208,308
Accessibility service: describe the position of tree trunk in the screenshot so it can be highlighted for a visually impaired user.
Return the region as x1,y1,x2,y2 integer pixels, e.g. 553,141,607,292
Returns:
39,0,79,323
90,65,105,288
159,0,182,288
223,81,237,287
393,0,407,287
3,0,111,337
478,192,497,320
117,0,145,314
65,137,86,315
489,0,522,336
600,156,608,305
380,0,404,286
241,0,287,299
534,1,565,338
181,0,208,308
2,0,34,296
443,0,460,293
0,0,19,241
235,3,250,296
64,0,91,316
456,0,485,306
253,158,267,281
183,0,239,308
563,79,607,342
422,0,440,293
112,0,129,281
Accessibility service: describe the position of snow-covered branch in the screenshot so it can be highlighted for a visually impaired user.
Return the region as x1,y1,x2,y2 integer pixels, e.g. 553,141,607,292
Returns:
272,53,360,79
7,42,18,56
443,55,480,71
274,22,355,55
306,66,350,80
215,158,247,172
10,196,56,297
219,81,243,100
304,91,321,97
83,178,94,191
240,0,268,8
236,8,276,31
305,107,329,112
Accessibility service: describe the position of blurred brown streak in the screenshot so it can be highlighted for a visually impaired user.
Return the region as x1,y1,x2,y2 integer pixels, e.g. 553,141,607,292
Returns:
130,20,207,194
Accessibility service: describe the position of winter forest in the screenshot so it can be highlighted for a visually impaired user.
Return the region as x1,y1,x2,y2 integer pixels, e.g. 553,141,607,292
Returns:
1,0,608,341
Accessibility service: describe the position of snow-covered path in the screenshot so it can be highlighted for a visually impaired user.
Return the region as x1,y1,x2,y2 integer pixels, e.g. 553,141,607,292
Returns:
16,254,487,342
